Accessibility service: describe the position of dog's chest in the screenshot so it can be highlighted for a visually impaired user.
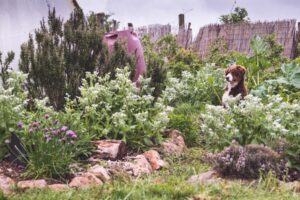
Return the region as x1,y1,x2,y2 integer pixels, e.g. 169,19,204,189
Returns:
222,85,232,105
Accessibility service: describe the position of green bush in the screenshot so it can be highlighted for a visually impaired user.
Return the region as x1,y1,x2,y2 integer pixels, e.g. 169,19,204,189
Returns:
199,94,300,170
168,103,201,147
162,64,224,107
19,9,133,110
0,69,27,159
65,67,172,150
251,62,300,102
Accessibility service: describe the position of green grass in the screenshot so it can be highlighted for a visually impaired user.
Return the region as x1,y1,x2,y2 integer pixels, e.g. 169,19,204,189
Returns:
6,148,300,200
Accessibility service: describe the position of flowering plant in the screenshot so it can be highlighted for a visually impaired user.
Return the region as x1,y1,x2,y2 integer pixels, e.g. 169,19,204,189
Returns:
66,67,172,150
162,64,224,107
200,94,300,170
17,113,83,179
0,70,27,159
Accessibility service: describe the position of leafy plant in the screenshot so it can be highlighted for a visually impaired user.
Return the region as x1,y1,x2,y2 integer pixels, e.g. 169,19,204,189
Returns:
251,62,300,102
0,68,27,160
168,48,203,78
162,64,224,107
66,67,172,150
200,95,300,149
200,95,300,170
167,103,201,147
0,51,15,89
19,8,131,110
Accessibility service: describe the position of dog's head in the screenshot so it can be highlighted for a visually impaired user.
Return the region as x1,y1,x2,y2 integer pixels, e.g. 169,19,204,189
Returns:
224,65,246,88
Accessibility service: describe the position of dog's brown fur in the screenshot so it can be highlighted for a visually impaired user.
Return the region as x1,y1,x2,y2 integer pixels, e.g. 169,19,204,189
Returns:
222,65,248,107
224,65,248,99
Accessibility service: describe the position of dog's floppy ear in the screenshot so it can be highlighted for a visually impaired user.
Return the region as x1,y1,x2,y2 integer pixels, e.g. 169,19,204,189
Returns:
237,65,246,75
224,67,229,74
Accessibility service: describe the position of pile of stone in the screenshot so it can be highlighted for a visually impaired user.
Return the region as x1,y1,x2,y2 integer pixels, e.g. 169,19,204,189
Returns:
0,130,186,194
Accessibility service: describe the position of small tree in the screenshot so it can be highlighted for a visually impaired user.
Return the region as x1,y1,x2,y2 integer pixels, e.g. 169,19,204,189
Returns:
20,8,134,110
0,51,15,89
220,7,250,24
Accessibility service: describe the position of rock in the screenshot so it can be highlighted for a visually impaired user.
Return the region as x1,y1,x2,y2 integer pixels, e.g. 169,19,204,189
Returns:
161,129,186,156
87,165,110,182
188,170,221,185
108,155,152,177
48,184,69,191
131,155,153,176
281,181,300,193
143,150,166,170
0,175,15,195
69,173,103,188
92,140,126,160
192,194,218,200
17,179,47,189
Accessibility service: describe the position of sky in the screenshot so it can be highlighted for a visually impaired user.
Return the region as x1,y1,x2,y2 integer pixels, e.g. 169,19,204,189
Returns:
78,0,300,36
1,0,299,68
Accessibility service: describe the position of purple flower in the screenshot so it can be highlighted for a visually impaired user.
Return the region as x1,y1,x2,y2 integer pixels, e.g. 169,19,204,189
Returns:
66,130,75,136
29,128,33,134
44,134,52,142
71,134,77,139
45,114,49,119
51,129,59,135
61,126,68,132
32,122,39,127
17,121,23,128
66,130,77,140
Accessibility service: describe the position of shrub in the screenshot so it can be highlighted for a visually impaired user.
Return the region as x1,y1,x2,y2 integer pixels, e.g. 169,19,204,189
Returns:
168,103,201,147
65,67,172,150
19,9,133,110
251,62,300,102
200,95,300,170
162,64,224,107
206,143,286,179
141,35,168,99
0,69,27,160
168,48,203,78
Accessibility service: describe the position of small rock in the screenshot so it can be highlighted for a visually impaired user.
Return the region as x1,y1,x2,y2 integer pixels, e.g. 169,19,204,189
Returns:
17,179,47,189
48,184,69,191
0,175,15,195
92,140,126,160
192,194,219,200
188,170,221,185
69,173,103,188
281,181,300,193
132,155,153,176
144,150,166,170
161,129,186,156
108,155,152,177
88,165,110,182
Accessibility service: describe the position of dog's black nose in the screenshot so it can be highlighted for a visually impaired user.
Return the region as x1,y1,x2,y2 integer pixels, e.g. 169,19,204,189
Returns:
226,77,230,81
